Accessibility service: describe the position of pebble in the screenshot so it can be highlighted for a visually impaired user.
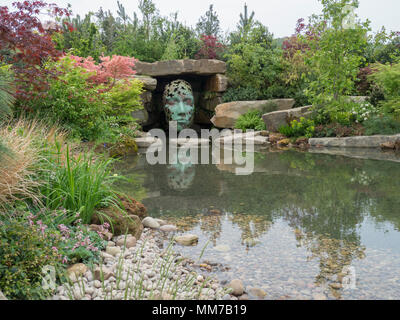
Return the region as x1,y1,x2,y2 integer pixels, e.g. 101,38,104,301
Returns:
52,228,222,301
106,246,121,257
227,279,244,296
142,217,160,229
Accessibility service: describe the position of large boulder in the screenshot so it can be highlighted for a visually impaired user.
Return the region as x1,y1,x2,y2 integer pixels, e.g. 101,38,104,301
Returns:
211,99,295,129
134,75,157,91
262,105,312,132
205,74,228,92
135,59,226,77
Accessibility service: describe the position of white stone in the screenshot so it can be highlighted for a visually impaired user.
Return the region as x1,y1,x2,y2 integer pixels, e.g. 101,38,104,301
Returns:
142,217,161,229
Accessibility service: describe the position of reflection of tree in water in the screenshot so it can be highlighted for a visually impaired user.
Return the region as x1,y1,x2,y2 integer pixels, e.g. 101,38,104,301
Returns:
277,152,375,298
199,213,223,246
229,213,272,250
295,229,365,299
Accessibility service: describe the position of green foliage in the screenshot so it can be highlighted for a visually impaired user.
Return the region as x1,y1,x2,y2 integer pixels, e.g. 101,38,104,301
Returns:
369,61,400,117
234,110,266,131
363,114,400,135
54,12,105,58
31,56,107,140
365,29,400,64
279,117,316,138
302,0,370,108
311,99,374,126
0,65,14,119
0,217,61,300
196,4,220,37
104,79,144,125
225,42,283,94
39,144,121,225
222,86,259,102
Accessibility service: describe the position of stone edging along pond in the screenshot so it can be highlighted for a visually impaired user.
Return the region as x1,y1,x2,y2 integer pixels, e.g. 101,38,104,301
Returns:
309,134,400,148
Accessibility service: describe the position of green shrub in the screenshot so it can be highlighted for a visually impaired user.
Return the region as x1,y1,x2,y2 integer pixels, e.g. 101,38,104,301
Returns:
369,61,400,117
0,65,14,119
26,208,108,265
104,79,144,125
234,110,266,131
31,56,107,140
222,86,260,102
40,144,121,224
313,122,365,138
279,117,315,138
0,217,61,300
363,114,400,135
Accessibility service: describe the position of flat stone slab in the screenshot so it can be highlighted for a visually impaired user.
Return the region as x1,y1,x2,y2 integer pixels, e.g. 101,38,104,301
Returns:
135,59,226,77
134,137,163,148
309,134,400,148
215,131,270,147
211,99,295,129
169,138,210,147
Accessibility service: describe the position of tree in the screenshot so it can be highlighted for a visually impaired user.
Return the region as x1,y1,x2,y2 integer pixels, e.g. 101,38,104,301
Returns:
139,0,156,42
196,4,220,37
195,35,224,59
229,3,257,45
300,0,370,106
238,3,255,35
0,1,71,107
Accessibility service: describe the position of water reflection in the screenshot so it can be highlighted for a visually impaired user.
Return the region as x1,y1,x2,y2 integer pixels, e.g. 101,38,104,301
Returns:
115,148,400,299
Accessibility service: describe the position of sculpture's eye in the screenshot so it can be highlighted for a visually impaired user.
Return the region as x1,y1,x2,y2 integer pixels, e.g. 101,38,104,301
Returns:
185,99,193,106
167,100,175,106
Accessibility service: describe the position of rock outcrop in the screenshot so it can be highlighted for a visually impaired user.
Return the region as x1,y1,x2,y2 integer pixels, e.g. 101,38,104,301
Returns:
262,105,312,132
135,59,226,77
211,99,295,129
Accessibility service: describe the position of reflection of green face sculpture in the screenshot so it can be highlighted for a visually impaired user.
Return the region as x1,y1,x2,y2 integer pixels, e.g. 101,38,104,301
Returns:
163,80,194,132
167,148,195,191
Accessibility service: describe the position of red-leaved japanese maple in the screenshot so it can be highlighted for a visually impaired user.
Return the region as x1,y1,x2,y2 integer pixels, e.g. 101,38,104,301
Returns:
0,1,71,107
195,35,225,60
69,54,137,91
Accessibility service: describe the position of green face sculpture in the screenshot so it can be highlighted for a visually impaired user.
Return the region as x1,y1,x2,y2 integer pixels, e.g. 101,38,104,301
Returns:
163,80,195,132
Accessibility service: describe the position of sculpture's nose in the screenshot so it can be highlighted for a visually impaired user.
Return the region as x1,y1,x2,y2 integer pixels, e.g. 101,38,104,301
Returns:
177,102,187,118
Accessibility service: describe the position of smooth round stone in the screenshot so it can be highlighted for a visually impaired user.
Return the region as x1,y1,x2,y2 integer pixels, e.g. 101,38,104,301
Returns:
142,217,160,229
106,246,121,257
116,236,137,249
227,279,244,296
174,234,199,246
67,263,88,279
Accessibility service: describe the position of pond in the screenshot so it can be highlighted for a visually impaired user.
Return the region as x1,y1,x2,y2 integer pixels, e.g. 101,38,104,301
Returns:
115,146,400,300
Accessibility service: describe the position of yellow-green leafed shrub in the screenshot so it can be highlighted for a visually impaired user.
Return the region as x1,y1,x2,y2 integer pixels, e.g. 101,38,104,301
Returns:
0,218,62,300
369,61,400,117
104,78,144,125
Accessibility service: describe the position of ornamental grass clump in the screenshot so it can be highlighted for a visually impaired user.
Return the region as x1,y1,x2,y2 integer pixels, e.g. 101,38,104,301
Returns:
0,119,48,206
40,143,122,224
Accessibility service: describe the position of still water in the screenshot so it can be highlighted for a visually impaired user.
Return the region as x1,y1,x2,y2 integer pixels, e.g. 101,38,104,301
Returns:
115,147,400,300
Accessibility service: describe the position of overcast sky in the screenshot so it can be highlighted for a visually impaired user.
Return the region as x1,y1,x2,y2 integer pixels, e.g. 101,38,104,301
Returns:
2,0,400,37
